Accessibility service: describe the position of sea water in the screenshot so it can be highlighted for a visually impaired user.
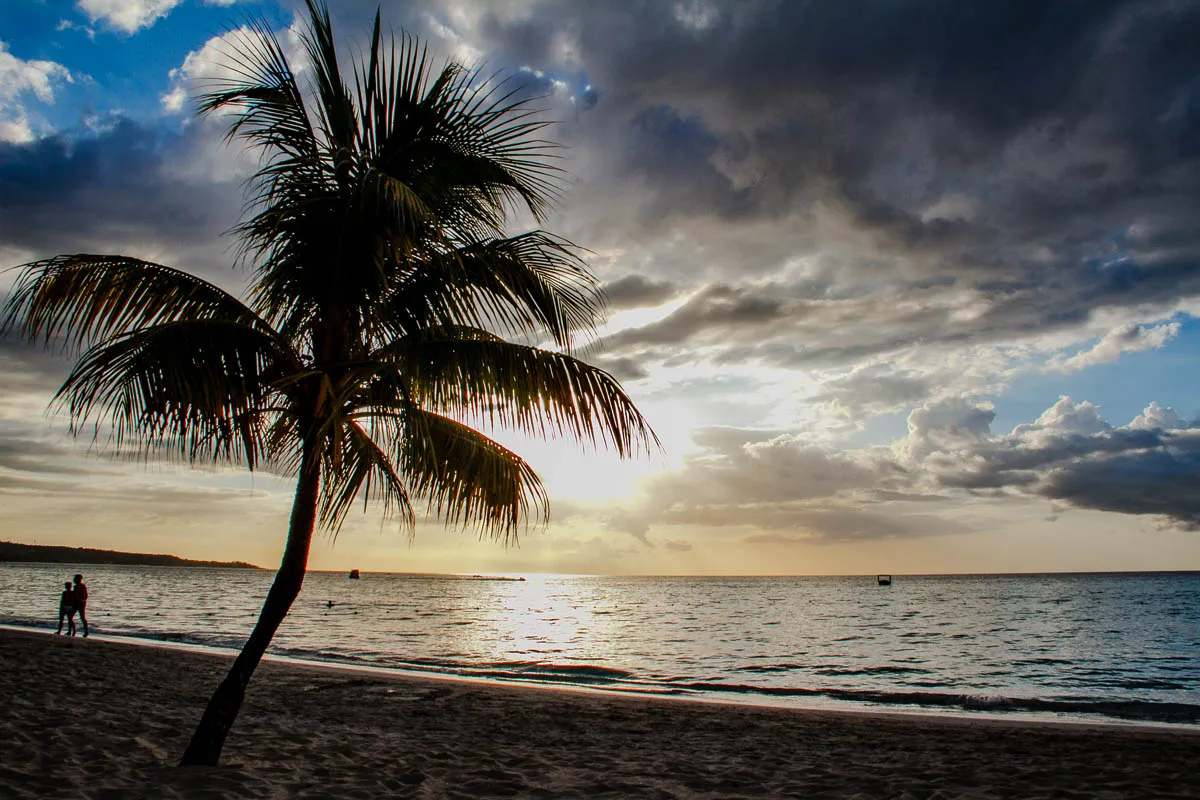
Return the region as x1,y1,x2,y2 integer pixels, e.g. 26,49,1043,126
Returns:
1,565,1197,725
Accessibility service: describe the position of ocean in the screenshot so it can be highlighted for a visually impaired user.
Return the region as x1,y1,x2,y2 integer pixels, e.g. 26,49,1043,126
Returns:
2,564,1197,726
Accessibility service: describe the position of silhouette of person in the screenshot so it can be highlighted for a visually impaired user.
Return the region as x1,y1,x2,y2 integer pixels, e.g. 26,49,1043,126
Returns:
72,574,89,638
56,581,76,636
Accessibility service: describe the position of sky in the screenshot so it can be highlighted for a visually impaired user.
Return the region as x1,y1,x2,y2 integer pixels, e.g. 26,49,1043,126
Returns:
2,0,1200,575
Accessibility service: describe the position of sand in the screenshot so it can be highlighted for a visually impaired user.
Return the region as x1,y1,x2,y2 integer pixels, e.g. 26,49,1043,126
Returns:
2,628,1198,799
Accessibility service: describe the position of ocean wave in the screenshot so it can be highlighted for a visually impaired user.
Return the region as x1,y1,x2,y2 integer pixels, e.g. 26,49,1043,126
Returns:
677,681,1200,724
467,663,636,685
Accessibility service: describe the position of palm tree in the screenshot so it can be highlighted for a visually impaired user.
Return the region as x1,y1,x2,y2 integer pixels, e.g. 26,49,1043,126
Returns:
3,1,655,767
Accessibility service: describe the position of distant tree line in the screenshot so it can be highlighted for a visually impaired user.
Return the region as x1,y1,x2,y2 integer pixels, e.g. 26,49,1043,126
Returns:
0,541,261,569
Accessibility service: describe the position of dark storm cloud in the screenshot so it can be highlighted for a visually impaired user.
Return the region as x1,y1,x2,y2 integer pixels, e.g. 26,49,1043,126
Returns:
932,428,1167,488
463,0,1200,211
597,265,1196,373
909,397,1200,529
1038,445,1200,529
0,117,243,272
601,274,679,310
0,334,70,397
598,280,963,369
811,369,932,420
0,116,249,413
373,0,1200,377
0,415,275,514
602,283,794,349
586,355,649,382
53,0,1195,383
0,432,104,477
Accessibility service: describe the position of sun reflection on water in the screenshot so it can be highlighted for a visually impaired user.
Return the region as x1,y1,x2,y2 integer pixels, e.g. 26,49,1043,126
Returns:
436,575,621,667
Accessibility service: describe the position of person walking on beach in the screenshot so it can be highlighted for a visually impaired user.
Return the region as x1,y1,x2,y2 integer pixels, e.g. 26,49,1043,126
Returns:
56,581,76,636
71,574,89,637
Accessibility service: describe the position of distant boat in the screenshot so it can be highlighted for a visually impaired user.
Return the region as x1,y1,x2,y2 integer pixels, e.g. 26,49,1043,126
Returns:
348,569,360,580
877,574,892,586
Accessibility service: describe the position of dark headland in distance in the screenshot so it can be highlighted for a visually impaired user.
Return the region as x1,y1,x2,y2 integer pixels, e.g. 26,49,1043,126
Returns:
0,541,263,570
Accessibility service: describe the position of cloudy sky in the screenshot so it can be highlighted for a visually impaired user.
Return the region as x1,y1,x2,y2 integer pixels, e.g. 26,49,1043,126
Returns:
2,0,1199,575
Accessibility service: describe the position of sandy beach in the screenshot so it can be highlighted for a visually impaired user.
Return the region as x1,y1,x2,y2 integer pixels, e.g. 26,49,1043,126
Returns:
2,628,1197,799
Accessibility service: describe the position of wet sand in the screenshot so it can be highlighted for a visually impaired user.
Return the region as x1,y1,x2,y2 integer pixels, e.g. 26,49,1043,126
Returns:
2,627,1197,798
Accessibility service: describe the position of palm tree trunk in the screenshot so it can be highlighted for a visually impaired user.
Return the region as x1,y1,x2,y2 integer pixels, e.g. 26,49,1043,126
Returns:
179,444,321,766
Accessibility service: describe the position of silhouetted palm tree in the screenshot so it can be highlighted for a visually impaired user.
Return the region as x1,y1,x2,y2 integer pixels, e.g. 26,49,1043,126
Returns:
3,1,655,766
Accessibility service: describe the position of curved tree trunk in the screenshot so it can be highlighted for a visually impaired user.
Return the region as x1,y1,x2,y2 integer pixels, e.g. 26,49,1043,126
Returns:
180,444,321,766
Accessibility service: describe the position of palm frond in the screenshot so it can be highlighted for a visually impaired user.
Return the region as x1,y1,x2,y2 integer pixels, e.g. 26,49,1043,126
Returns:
3,255,266,351
300,0,358,163
373,327,659,459
195,10,336,316
318,418,415,534
197,16,319,162
361,168,434,235
357,26,563,229
373,231,604,348
365,404,547,543
418,64,564,221
56,319,296,467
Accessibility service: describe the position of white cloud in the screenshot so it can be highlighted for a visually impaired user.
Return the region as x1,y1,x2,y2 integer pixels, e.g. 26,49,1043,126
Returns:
161,24,306,116
1129,401,1187,431
674,1,720,32
900,398,996,464
422,13,484,66
76,0,184,35
0,115,34,144
0,43,72,104
0,41,72,143
160,85,188,113
1049,321,1181,372
1015,396,1111,438
157,25,308,185
55,19,96,39
920,193,979,223
162,29,249,112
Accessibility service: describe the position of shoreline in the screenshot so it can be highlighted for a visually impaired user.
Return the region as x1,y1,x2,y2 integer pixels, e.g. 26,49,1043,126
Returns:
3,628,1199,798
3,622,1196,733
